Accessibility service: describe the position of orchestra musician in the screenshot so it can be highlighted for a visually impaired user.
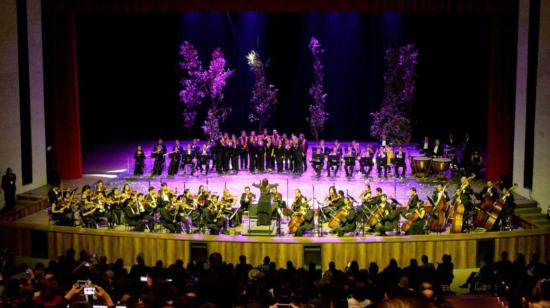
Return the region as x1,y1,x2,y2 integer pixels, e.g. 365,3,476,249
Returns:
432,184,450,205
220,188,237,227
376,146,388,178
233,186,256,226
158,194,179,233
321,186,342,222
293,192,314,237
404,188,426,235
394,146,407,178
311,148,325,177
133,146,146,176
385,146,394,176
431,139,443,158
167,140,183,176
373,194,400,235
327,147,341,177
343,146,356,177
182,144,196,176
124,194,146,231
49,185,73,226
291,189,308,212
419,136,430,155
205,195,227,234
197,144,211,175
271,186,285,219
359,146,375,178
493,186,516,231
333,197,357,237
358,185,373,209
478,180,500,202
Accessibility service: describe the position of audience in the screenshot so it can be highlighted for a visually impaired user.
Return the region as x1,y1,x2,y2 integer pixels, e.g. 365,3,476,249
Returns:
0,248,548,308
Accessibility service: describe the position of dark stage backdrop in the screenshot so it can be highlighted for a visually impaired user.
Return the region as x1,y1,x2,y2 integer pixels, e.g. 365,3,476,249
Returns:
76,12,491,151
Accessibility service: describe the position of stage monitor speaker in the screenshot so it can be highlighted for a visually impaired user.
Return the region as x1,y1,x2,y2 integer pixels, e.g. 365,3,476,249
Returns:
190,242,208,265
303,244,322,270
31,230,48,259
476,239,495,265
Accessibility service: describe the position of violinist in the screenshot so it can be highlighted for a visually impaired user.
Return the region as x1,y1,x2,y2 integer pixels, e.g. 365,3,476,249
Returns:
134,146,146,176
157,183,172,207
205,195,227,234
50,185,73,226
124,194,146,231
121,183,134,203
271,186,285,210
151,144,165,176
333,198,357,237
220,189,237,226
174,195,192,233
94,180,108,195
373,194,400,235
158,194,178,233
144,186,158,216
311,148,325,177
404,188,426,235
108,188,125,227
359,146,375,178
167,140,183,176
358,185,372,208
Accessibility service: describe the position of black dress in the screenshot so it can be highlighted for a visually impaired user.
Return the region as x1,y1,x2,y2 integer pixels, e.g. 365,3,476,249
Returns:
253,183,277,225
134,151,146,176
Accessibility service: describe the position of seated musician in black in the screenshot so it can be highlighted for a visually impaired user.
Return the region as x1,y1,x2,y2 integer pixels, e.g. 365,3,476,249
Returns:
394,146,407,178
404,188,426,235
196,144,211,174
232,187,255,226
158,194,178,233
431,184,450,205
477,180,499,202
376,146,388,178
334,198,357,237
49,186,73,226
133,146,146,176
311,148,325,177
343,146,356,177
271,186,285,219
294,202,314,237
252,178,278,226
321,186,341,222
205,196,226,234
359,146,375,178
167,140,183,176
374,194,400,235
124,197,146,231
327,147,341,177
182,144,196,176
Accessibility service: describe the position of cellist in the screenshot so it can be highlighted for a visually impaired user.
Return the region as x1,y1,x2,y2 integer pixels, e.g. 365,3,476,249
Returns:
293,196,314,237
373,194,400,235
403,188,426,235
333,198,356,237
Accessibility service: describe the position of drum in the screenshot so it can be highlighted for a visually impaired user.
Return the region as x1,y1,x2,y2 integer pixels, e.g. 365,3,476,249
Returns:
413,157,431,177
409,154,426,173
431,158,451,173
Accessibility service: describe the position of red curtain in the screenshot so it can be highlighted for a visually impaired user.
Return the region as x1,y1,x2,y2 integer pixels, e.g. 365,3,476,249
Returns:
486,13,517,181
51,12,82,179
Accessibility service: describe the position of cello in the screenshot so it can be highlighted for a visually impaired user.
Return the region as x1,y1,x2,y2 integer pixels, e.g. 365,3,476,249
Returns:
288,206,306,234
483,184,516,231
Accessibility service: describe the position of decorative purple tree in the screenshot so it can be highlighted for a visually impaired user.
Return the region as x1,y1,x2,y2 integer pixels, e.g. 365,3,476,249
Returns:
307,37,329,141
246,50,279,130
179,41,207,133
370,44,418,145
201,48,234,139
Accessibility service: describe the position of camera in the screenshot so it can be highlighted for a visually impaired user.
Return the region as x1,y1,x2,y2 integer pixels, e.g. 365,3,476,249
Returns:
140,276,147,282
84,287,95,295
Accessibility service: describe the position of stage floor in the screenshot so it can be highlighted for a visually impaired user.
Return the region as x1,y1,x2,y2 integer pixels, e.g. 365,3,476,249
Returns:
80,141,463,206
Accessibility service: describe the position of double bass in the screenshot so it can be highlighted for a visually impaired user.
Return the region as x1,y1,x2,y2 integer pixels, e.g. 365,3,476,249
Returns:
428,185,449,232
450,175,475,233
483,184,516,231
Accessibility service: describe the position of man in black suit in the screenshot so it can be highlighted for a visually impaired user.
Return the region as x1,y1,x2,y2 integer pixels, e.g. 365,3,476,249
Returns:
431,139,443,158
1,168,16,212
394,146,407,178
311,148,325,177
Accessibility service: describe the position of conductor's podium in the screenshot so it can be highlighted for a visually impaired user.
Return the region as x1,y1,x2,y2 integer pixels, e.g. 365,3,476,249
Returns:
242,203,279,236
